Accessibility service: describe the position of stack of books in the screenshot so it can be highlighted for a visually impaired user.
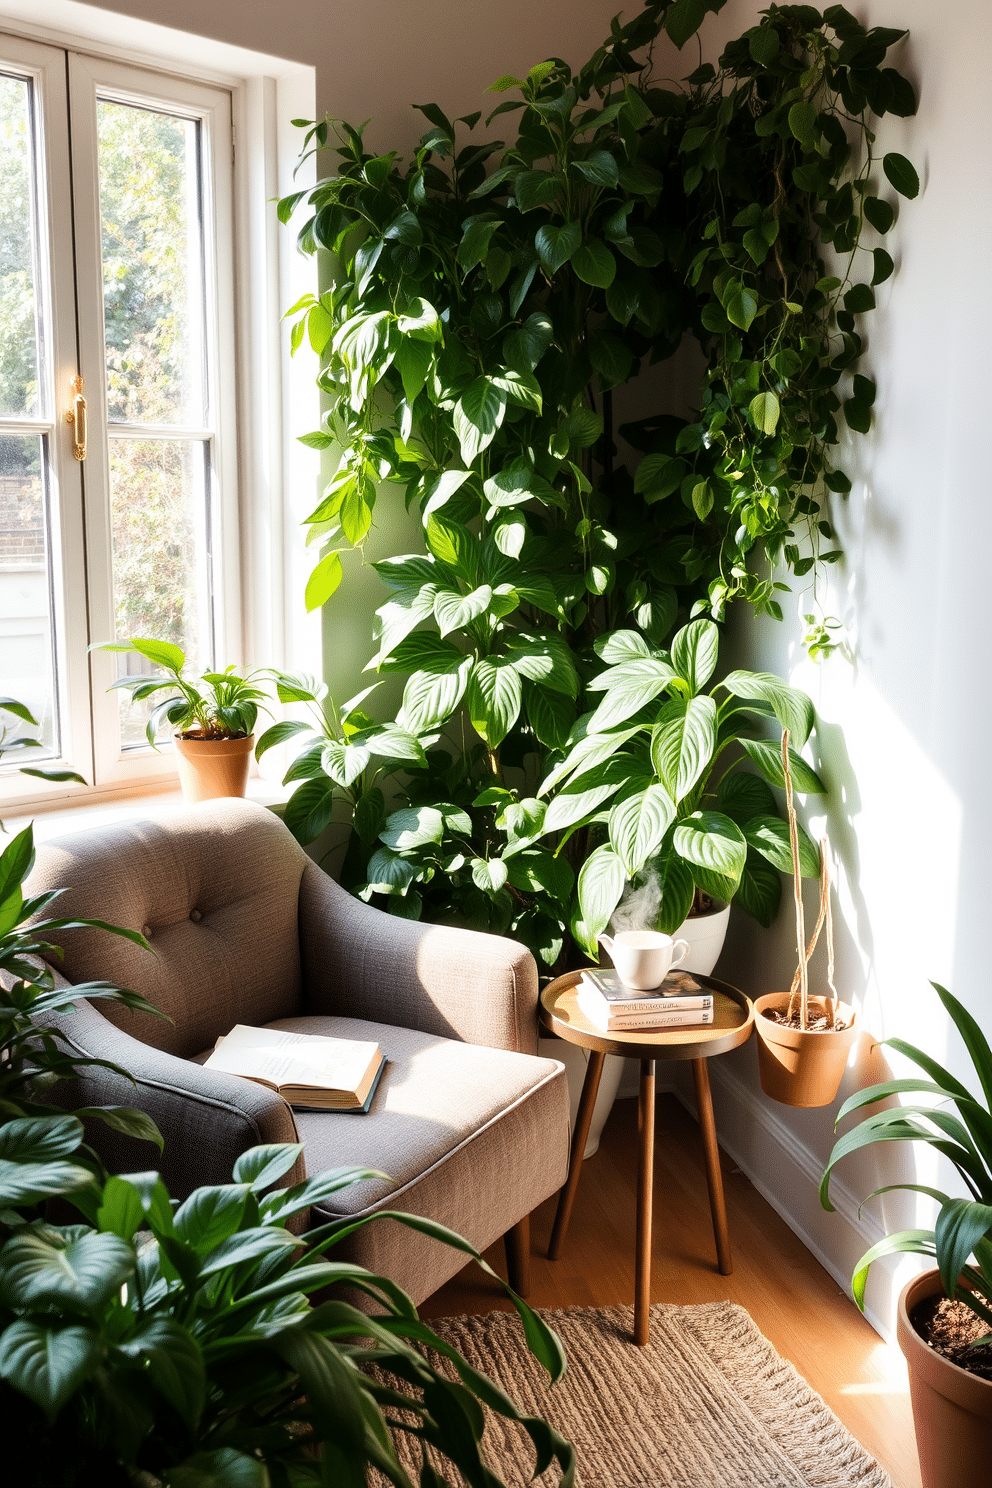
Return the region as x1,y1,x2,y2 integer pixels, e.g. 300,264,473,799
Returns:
576,969,714,1032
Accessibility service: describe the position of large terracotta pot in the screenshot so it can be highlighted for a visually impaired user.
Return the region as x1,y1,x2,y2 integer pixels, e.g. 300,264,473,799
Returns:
174,734,254,803
897,1269,992,1488
753,991,859,1107
674,900,731,976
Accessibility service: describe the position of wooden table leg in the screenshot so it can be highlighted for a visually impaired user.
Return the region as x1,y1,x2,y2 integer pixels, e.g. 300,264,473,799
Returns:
548,1047,605,1260
692,1056,733,1276
634,1057,656,1346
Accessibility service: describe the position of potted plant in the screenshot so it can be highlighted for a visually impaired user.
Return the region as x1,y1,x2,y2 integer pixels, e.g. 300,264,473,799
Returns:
751,730,859,1107
99,637,270,802
820,983,992,1488
0,823,575,1487
273,3,916,982
540,618,825,962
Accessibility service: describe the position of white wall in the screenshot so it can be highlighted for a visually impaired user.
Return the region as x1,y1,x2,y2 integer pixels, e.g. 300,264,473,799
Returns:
668,0,992,1341
26,0,991,1340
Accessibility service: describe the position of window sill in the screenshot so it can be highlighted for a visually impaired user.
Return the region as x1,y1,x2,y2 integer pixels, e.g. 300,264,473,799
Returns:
2,775,291,844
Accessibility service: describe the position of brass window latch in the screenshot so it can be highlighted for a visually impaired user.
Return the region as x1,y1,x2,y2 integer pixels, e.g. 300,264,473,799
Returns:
65,374,86,460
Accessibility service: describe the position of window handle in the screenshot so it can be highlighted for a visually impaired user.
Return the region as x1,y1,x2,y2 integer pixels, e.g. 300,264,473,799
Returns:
66,375,86,461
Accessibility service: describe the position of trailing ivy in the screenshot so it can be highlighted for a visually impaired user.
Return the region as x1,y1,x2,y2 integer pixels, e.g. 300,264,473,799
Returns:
274,1,916,970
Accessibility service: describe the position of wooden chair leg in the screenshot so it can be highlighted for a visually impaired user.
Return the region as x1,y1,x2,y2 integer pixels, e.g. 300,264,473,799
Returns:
504,1213,531,1296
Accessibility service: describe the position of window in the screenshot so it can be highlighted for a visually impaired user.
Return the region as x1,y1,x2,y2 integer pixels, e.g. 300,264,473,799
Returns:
0,33,238,798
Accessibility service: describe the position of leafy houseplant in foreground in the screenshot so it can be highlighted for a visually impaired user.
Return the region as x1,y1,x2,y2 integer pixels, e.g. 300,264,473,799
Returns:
820,984,992,1488
821,982,992,1336
98,637,271,802
0,825,575,1486
275,2,915,969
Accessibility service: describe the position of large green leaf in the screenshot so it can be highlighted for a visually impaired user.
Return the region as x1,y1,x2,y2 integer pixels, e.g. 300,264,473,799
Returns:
398,654,473,733
453,377,507,464
882,151,920,199
0,1228,134,1310
503,631,578,697
577,845,626,948
717,770,779,824
740,739,827,794
670,619,719,693
539,725,643,796
380,806,445,850
433,584,493,636
650,696,716,802
535,221,581,275
364,849,419,896
653,852,696,934
743,815,820,878
572,240,616,288
935,1198,992,1300
673,811,747,890
608,785,676,877
594,629,651,665
932,982,992,1112
320,741,371,789
283,778,337,845
734,854,782,926
467,657,522,747
0,824,34,903
232,1143,304,1192
721,671,815,746
851,1231,936,1311
365,726,427,764
0,1158,96,1207
0,1320,102,1417
586,657,676,732
0,1114,83,1164
174,1185,250,1254
165,1449,269,1488
118,1317,206,1428
542,778,623,836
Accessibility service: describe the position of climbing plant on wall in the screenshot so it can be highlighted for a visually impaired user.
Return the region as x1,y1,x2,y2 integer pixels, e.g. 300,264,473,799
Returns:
273,0,917,970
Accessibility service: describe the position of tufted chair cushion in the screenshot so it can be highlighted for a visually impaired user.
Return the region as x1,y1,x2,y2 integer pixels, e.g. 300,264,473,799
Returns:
28,800,308,1059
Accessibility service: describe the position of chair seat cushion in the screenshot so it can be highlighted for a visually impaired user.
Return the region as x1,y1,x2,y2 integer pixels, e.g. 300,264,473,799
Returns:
196,1014,568,1304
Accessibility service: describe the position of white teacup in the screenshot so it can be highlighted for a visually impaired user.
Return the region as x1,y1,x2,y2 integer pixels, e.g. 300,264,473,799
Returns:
597,930,691,990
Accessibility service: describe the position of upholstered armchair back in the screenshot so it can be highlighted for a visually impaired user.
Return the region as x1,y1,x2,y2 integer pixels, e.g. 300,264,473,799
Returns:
28,801,309,1060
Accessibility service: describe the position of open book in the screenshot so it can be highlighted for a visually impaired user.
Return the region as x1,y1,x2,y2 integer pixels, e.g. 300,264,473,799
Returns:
204,1024,385,1111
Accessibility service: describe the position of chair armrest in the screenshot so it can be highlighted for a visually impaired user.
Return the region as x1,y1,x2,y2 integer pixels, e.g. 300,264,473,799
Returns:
38,982,305,1199
298,863,540,1054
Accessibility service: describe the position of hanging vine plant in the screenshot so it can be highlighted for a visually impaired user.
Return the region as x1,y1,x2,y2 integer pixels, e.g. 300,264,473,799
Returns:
273,0,916,971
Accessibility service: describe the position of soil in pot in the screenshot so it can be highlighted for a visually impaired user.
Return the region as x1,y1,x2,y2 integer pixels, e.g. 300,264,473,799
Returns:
912,1294,992,1383
760,1002,853,1033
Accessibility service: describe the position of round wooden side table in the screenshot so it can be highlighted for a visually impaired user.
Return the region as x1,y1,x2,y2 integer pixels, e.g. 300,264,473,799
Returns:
540,970,754,1346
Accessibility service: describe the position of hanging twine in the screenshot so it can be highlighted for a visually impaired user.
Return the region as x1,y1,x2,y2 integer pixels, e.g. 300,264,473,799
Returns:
786,833,839,1030
782,729,809,1031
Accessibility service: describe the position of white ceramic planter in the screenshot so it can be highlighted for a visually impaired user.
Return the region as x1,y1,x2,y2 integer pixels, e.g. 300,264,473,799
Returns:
673,900,731,976
538,1037,625,1159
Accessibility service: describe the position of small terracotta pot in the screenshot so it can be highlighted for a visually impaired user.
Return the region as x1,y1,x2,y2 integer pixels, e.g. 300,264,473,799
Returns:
897,1269,992,1488
174,734,254,803
753,991,859,1107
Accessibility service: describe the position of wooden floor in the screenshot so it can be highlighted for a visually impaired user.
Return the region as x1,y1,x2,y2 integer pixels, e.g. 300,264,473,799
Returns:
421,1092,921,1488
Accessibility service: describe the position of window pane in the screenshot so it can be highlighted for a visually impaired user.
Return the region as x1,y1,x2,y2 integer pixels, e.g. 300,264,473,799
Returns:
0,74,42,419
97,100,205,427
0,433,57,757
109,437,212,748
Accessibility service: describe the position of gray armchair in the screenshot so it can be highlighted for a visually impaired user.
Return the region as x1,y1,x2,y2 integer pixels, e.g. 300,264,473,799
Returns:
27,799,568,1304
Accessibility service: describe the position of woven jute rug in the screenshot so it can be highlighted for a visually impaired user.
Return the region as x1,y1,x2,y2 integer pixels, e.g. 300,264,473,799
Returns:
412,1301,893,1488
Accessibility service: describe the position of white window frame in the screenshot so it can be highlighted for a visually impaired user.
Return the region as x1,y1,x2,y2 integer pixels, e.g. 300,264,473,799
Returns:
0,11,320,814
68,53,240,790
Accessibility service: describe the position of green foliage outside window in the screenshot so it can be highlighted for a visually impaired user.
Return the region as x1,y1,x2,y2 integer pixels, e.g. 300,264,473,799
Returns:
273,2,917,970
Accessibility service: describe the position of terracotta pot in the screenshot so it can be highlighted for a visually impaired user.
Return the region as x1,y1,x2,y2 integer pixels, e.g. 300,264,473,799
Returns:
174,734,254,803
897,1269,992,1488
753,991,859,1107
673,900,731,976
